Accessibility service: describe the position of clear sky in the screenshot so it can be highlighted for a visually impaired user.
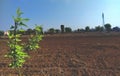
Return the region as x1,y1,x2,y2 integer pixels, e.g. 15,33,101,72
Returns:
0,0,120,31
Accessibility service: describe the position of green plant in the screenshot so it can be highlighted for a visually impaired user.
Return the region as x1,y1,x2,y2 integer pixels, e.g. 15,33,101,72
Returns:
5,8,43,76
26,25,43,51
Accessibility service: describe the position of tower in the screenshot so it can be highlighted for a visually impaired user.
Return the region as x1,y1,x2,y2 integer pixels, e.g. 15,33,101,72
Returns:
102,12,105,26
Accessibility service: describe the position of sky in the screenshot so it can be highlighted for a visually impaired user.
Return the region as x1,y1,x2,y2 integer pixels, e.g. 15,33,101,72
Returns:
0,0,120,31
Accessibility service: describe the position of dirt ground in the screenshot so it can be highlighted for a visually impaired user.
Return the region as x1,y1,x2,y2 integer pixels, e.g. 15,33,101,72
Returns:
0,33,120,76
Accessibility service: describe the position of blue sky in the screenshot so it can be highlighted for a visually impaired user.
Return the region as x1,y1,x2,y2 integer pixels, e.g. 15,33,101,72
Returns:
0,0,120,31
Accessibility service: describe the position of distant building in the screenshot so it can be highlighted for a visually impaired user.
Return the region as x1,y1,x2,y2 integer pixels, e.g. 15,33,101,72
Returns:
4,31,9,36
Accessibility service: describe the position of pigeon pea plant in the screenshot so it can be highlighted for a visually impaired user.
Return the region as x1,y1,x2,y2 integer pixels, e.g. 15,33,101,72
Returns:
5,8,43,76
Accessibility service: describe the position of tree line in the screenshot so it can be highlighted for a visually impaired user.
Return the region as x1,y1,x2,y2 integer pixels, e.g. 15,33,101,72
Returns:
0,27,43,36
44,23,120,34
1,23,120,36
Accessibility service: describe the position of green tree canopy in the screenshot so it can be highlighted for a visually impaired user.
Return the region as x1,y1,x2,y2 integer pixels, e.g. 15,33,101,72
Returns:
48,28,55,34
95,25,104,32
85,26,90,32
0,30,4,36
104,23,111,32
65,27,72,33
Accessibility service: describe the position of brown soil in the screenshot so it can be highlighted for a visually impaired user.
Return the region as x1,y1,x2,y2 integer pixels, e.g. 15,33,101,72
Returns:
0,33,120,76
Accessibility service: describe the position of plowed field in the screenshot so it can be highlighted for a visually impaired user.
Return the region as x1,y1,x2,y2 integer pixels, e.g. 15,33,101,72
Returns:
0,33,120,76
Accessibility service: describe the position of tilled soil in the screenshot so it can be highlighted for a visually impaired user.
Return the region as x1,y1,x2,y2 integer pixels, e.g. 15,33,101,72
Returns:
0,34,120,76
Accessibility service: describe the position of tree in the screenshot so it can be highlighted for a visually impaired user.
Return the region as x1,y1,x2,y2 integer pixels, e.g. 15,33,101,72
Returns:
112,26,120,32
65,27,72,33
77,29,80,32
55,29,60,33
61,25,64,33
26,28,33,35
95,25,104,32
0,30,4,36
85,26,90,32
104,23,111,32
74,29,81,33
48,28,55,34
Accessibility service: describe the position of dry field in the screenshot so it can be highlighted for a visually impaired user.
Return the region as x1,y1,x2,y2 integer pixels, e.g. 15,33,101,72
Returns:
0,33,120,76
